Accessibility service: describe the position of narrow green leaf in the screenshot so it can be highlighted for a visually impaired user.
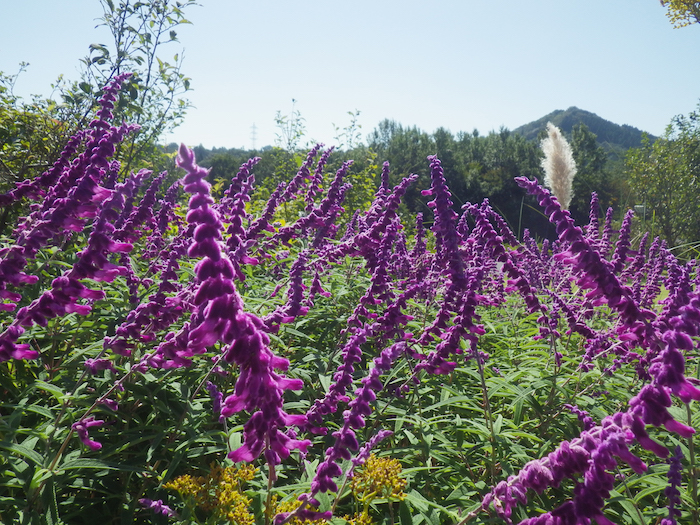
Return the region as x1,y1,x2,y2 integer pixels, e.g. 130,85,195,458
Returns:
60,458,145,472
0,441,44,466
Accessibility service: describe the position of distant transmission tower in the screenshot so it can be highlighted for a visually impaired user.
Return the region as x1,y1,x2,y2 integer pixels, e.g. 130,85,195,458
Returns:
250,123,258,150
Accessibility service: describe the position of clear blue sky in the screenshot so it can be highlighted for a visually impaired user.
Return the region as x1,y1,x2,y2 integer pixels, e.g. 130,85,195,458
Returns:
1,0,699,150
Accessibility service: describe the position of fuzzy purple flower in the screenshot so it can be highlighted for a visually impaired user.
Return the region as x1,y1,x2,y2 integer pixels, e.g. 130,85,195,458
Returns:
72,416,105,451
139,498,176,518
157,144,310,465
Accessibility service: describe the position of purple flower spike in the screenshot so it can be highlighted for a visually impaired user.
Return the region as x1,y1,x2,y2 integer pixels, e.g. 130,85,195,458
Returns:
72,416,105,451
662,446,684,525
309,343,404,495
139,498,176,518
162,145,309,465
206,380,224,423
348,429,393,476
84,358,116,375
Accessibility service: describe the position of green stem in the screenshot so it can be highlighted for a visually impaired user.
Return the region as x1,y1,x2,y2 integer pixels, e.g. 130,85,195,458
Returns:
615,467,646,525
474,348,496,484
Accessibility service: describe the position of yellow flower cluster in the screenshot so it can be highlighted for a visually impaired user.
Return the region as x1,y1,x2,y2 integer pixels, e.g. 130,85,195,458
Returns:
268,495,327,525
344,512,374,525
351,455,407,502
344,455,407,525
164,463,257,524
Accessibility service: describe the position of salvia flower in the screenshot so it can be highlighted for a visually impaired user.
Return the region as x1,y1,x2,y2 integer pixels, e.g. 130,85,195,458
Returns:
139,498,176,518
72,416,105,451
662,445,684,525
206,380,224,424
162,144,310,465
310,342,405,495
84,358,116,375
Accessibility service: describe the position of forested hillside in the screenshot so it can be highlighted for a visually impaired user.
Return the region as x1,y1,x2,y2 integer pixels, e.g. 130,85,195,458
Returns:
181,108,642,240
513,106,653,152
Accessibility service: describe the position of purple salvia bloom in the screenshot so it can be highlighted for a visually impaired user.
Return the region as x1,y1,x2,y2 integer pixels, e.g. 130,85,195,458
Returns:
348,429,394,476
639,238,666,308
304,146,333,212
409,213,426,260
622,231,649,283
219,156,260,218
113,169,152,231
305,326,367,434
484,416,647,525
563,403,596,430
341,210,360,241
0,177,135,361
306,262,423,436
164,145,309,465
321,173,417,266
84,358,116,375
139,498,176,518
585,191,600,240
0,326,35,361
422,155,466,292
279,144,323,203
206,381,224,423
115,170,167,242
598,206,615,258
245,181,284,243
662,446,684,525
143,180,182,262
223,160,259,280
470,201,545,317
360,161,392,230
610,209,634,274
0,75,137,307
0,130,87,206
487,206,519,246
310,342,405,494
389,228,411,280
306,268,331,307
72,416,105,451
102,160,121,190
548,291,595,340
416,269,485,375
515,177,654,347
105,237,192,356
370,281,421,344
270,161,353,247
264,250,309,332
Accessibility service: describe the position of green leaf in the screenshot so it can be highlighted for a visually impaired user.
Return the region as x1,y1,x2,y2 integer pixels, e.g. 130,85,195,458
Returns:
0,441,44,466
399,499,413,525
60,458,145,472
32,381,66,403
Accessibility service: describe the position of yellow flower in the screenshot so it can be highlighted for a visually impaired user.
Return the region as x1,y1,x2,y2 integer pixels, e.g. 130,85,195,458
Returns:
269,495,327,525
351,455,407,502
164,463,257,524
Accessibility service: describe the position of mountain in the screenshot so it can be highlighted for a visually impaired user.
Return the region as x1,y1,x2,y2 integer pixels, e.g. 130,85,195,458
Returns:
512,107,654,151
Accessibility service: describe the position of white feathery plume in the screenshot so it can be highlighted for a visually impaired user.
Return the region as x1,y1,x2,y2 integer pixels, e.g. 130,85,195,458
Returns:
540,122,577,210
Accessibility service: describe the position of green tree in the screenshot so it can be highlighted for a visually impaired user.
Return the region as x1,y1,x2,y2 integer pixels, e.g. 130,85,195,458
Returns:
0,67,76,191
626,105,700,245
74,0,196,175
568,123,608,221
368,119,435,212
661,0,700,28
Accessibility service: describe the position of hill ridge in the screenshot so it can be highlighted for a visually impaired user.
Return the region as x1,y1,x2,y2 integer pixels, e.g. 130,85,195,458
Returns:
512,106,654,150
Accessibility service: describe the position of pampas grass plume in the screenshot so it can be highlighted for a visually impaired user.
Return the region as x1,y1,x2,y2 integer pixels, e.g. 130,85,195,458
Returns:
541,122,577,210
